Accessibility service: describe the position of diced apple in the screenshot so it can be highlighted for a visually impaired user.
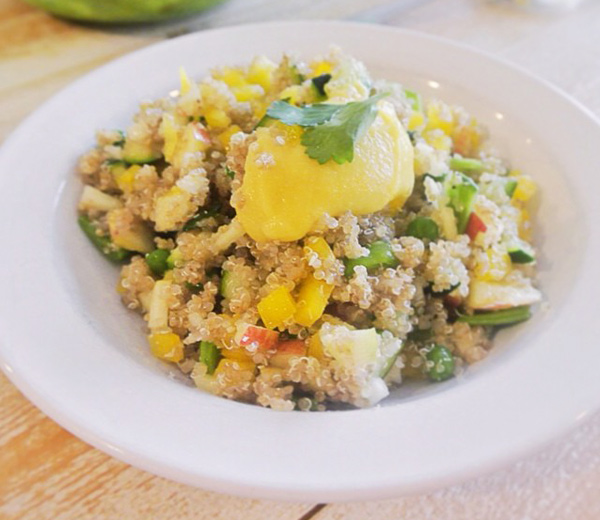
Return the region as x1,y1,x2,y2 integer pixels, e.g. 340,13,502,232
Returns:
270,340,307,369
320,325,379,369
235,323,279,352
467,280,542,310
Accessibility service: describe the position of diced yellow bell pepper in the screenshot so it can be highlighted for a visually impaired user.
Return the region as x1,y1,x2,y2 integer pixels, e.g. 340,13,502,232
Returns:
232,85,263,103
425,102,455,135
295,275,334,327
307,333,325,361
423,129,452,152
222,347,253,362
257,286,297,330
305,236,335,261
247,56,276,90
407,112,424,131
218,124,242,150
311,60,333,77
215,67,247,87
204,107,231,129
179,66,192,96
148,332,183,363
475,249,512,282
113,164,140,193
513,175,537,202
279,85,303,106
215,358,256,375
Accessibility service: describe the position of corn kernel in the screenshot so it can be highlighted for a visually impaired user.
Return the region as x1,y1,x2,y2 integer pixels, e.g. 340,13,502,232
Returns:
295,275,334,327
148,332,183,363
423,129,452,152
179,66,192,96
204,107,231,129
257,286,297,330
513,175,537,202
232,84,264,103
247,56,276,90
305,236,334,261
215,67,247,87
407,112,424,131
218,124,242,150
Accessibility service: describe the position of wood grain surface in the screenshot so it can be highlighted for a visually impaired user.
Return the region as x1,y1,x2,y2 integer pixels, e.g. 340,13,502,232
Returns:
2,0,600,517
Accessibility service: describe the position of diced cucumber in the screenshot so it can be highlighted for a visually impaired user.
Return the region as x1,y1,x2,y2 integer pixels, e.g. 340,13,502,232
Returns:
199,341,221,375
219,269,245,299
406,216,439,240
507,239,536,263
78,215,131,263
449,156,483,173
122,139,161,164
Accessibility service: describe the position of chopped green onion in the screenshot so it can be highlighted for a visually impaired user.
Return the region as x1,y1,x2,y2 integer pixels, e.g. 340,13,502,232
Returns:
199,341,221,375
224,166,235,179
457,306,531,326
78,215,131,263
344,240,399,277
145,249,170,277
426,344,455,382
407,216,439,240
449,156,483,172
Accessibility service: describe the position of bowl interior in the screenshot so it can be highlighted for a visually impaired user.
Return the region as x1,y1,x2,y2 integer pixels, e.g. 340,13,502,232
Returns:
52,51,583,405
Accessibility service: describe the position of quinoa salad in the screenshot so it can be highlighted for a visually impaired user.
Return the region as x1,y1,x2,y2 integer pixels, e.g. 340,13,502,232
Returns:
76,49,542,411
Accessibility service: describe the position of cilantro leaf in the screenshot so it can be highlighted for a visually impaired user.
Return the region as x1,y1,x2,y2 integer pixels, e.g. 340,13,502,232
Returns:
266,100,341,127
301,93,387,164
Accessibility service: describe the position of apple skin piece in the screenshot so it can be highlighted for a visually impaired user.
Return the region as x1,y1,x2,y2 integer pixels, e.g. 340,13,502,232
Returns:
270,340,307,369
24,0,227,23
235,324,279,352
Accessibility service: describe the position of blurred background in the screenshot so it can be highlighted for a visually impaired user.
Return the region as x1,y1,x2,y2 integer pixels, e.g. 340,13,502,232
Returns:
2,0,600,519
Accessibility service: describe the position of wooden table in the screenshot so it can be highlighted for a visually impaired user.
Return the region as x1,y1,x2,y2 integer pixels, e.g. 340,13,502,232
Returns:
2,0,600,517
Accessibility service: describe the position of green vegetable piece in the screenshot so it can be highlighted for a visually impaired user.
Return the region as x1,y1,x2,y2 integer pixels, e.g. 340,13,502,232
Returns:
407,328,433,342
266,100,341,127
182,205,221,231
185,281,204,293
112,130,125,147
505,179,518,198
199,341,221,375
428,281,460,297
380,346,403,379
507,239,536,263
447,173,478,233
312,73,332,98
255,114,277,129
224,166,235,179
166,248,182,270
301,93,388,165
426,344,455,382
449,156,484,172
407,217,439,240
344,240,399,277
266,93,388,165
78,215,131,263
290,64,305,85
424,173,447,183
145,249,170,277
404,88,422,112
457,306,531,326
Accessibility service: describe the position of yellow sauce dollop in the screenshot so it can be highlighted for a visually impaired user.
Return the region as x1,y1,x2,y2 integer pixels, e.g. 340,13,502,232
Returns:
236,101,414,242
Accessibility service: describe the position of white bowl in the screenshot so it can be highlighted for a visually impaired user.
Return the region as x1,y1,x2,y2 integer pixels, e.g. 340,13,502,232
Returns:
1,21,599,502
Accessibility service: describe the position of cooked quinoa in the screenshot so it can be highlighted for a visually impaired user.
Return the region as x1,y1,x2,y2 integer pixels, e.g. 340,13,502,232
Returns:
76,49,541,411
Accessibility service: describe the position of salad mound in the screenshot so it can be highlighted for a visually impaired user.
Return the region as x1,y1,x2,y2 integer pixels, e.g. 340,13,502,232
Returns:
76,49,541,411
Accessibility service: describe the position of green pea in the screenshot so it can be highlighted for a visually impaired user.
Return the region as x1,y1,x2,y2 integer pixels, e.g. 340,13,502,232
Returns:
344,240,399,277
145,249,170,277
426,344,455,382
407,217,439,240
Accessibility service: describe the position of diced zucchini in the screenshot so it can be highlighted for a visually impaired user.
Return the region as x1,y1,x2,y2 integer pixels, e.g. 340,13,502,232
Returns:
107,209,154,254
199,341,221,375
219,269,246,299
122,139,161,164
78,215,130,263
507,239,536,263
406,216,439,240
79,185,122,212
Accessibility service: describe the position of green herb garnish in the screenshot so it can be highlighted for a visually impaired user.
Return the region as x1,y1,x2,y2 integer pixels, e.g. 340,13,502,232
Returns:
265,93,388,165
